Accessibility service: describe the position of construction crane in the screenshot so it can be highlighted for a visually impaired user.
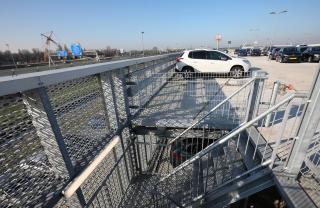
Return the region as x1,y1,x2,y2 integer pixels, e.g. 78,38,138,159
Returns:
41,31,59,67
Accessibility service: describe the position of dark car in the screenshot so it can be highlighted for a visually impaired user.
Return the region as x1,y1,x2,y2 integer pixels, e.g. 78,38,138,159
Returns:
267,46,277,56
297,46,308,54
237,49,247,56
276,47,301,63
261,47,269,56
234,48,240,55
245,48,251,55
269,48,280,60
301,46,320,62
250,48,261,56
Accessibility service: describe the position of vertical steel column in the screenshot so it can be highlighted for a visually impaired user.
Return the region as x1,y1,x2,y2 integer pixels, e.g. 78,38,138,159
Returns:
265,81,280,127
23,87,86,206
23,89,71,177
118,67,138,179
191,158,204,205
100,70,134,180
245,70,267,122
117,68,142,176
286,68,320,175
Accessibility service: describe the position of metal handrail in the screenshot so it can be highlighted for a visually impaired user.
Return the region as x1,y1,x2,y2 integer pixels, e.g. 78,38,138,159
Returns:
62,136,120,198
160,92,297,181
168,77,256,145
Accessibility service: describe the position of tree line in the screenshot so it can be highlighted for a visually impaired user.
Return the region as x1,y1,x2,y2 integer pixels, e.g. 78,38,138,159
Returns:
0,46,180,66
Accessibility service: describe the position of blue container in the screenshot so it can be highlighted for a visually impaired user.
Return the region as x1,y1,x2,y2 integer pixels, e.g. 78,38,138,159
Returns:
56,50,67,58
71,44,82,57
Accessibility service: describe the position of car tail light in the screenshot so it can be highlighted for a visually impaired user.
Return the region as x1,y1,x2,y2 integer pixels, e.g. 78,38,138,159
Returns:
176,57,183,62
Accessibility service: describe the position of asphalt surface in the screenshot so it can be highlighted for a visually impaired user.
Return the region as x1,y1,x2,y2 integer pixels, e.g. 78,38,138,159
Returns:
245,56,319,91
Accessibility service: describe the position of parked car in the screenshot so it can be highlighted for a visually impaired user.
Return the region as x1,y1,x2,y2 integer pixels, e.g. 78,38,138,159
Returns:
170,137,214,167
267,46,277,56
245,48,252,55
222,49,229,54
261,47,269,56
268,48,281,60
297,46,308,54
275,47,301,63
250,48,261,56
237,49,248,57
301,46,320,62
175,49,251,78
234,48,240,55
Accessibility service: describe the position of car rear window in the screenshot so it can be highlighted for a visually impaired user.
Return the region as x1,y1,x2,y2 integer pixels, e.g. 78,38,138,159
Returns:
284,47,297,53
313,47,320,52
188,51,206,59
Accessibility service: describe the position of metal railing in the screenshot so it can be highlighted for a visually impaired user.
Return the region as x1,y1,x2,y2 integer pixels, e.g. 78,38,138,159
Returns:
0,53,178,207
133,71,259,129
152,92,308,207
1,52,320,208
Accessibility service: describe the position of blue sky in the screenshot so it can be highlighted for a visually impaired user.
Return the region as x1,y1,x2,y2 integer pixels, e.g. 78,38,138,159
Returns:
1,0,319,51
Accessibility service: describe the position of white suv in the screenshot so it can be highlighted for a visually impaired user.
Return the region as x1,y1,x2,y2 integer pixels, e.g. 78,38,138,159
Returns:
176,49,251,78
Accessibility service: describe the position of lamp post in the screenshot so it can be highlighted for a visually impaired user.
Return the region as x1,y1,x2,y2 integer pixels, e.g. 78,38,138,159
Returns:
141,31,145,56
269,10,288,45
5,44,17,76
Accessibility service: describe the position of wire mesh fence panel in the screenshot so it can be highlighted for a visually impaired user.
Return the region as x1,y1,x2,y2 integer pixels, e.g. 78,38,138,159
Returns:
84,151,131,208
2,50,319,208
126,58,176,116
133,72,255,129
46,75,114,172
0,54,182,208
0,93,66,207
297,122,320,206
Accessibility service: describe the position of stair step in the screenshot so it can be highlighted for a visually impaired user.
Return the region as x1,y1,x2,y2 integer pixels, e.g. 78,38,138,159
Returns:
203,168,273,208
223,139,246,178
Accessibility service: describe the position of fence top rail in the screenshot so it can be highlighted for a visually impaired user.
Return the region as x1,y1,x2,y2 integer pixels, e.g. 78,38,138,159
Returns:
0,53,179,96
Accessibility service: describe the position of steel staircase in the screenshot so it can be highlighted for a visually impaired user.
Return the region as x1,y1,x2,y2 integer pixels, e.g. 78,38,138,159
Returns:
146,91,303,207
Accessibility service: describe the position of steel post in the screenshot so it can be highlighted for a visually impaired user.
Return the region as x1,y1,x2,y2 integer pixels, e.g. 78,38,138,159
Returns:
285,68,320,176
264,81,280,127
245,70,267,122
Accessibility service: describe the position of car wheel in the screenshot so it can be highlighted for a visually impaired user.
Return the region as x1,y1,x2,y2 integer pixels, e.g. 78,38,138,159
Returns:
230,66,244,79
182,66,194,80
308,56,313,63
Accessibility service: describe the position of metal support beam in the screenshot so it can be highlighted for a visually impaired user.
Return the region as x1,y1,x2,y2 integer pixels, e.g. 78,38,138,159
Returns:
24,87,86,206
245,70,267,122
265,81,280,127
285,68,320,175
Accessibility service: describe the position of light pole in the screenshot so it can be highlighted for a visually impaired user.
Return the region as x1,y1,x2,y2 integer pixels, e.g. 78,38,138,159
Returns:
269,10,288,45
5,43,17,76
141,31,145,56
